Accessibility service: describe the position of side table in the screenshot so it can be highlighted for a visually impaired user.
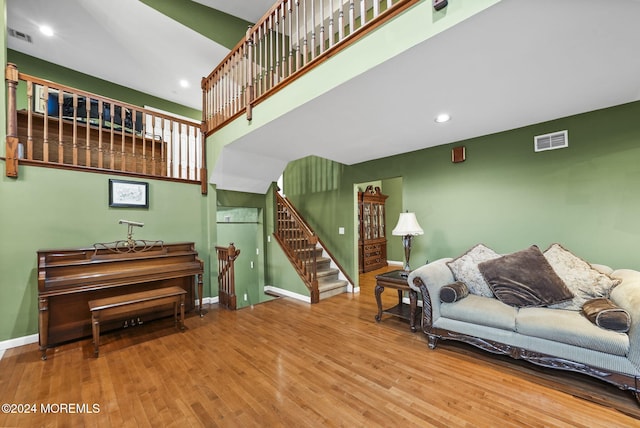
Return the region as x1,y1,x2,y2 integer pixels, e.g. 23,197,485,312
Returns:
374,269,421,332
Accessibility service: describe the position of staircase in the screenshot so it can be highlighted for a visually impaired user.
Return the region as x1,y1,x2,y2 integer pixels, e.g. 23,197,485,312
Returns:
274,192,352,302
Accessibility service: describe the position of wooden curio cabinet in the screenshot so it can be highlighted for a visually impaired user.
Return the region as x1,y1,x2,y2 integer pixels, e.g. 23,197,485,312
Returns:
358,186,388,273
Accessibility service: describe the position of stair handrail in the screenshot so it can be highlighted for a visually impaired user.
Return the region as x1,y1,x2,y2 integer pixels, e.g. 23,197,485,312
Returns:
275,192,320,302
202,0,420,135
216,243,241,310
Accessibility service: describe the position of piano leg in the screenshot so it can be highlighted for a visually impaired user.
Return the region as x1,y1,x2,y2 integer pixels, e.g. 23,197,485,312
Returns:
91,312,101,357
38,296,49,360
197,272,204,317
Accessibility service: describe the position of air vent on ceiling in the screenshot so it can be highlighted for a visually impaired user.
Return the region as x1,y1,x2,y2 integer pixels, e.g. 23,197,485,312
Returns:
8,28,33,43
534,130,568,152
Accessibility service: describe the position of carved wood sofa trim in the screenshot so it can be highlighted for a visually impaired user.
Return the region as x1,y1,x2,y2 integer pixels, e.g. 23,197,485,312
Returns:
413,276,640,403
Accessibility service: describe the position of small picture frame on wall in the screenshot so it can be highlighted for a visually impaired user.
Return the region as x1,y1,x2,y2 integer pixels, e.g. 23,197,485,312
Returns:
109,179,149,208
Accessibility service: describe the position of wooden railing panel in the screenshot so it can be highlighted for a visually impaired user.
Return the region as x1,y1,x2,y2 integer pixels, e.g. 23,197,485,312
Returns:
202,0,419,136
216,243,241,310
5,65,206,190
274,192,319,303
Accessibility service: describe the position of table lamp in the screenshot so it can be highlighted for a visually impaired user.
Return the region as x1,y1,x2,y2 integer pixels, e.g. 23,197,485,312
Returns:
392,211,424,274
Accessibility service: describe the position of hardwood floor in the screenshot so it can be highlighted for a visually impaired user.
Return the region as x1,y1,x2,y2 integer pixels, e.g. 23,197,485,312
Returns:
1,266,639,427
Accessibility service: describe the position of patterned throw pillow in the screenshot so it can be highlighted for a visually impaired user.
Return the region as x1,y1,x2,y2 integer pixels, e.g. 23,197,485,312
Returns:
544,243,621,311
447,244,500,297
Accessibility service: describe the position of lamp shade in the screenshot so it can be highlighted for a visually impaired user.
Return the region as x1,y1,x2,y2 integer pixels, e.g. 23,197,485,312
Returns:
392,212,424,236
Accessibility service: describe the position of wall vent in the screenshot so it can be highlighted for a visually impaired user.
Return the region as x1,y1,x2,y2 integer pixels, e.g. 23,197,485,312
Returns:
8,28,33,43
534,130,568,152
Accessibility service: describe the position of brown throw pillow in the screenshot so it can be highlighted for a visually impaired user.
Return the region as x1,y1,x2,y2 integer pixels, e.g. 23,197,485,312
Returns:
478,245,574,307
440,282,470,303
582,298,631,333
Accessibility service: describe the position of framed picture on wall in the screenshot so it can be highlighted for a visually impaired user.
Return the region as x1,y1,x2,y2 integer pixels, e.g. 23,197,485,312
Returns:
109,179,149,208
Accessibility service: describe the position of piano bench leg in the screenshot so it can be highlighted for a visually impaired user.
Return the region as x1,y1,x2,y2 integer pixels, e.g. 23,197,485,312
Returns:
91,312,100,357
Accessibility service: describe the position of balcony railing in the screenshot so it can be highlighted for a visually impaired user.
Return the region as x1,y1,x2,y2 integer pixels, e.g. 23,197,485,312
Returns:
202,0,418,135
5,64,207,193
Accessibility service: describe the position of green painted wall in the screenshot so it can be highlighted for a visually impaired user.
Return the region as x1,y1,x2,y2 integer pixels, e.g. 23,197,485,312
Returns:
0,166,208,341
381,176,404,263
7,50,200,121
284,101,640,282
140,0,252,49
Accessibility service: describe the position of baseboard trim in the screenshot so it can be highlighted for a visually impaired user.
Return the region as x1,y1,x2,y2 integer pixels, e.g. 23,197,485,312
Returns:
0,333,39,359
264,286,311,303
0,298,219,359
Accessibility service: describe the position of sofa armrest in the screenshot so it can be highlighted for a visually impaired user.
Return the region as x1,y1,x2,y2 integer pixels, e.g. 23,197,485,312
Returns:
408,258,454,330
610,269,640,369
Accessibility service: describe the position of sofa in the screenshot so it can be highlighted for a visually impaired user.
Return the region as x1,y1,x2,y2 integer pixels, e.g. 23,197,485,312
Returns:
407,243,640,403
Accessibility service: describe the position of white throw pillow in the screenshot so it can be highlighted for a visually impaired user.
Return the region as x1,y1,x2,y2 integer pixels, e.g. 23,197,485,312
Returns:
447,244,500,297
544,243,621,310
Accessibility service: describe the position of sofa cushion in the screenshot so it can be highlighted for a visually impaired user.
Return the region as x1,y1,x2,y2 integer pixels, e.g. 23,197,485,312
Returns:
517,307,629,356
478,245,574,307
544,243,620,311
440,282,469,303
446,244,500,297
440,294,517,331
582,298,631,333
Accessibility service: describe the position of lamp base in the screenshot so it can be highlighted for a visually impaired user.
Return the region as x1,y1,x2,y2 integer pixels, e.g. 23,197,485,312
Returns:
402,235,414,273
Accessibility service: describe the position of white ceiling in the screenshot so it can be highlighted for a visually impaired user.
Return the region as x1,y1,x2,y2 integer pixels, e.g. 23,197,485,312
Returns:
6,0,274,110
214,0,640,193
7,0,640,194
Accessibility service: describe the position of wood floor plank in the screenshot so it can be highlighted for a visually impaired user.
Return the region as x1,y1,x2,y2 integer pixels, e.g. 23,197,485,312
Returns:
1,266,639,426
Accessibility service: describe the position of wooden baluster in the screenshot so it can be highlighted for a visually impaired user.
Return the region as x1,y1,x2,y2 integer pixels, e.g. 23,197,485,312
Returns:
319,0,325,55
186,125,191,180
268,15,274,88
36,85,49,159
72,93,78,166
246,28,254,121
338,2,344,41
85,96,91,167
329,0,335,47
256,25,262,97
360,0,366,27
98,100,104,168
178,123,183,179
349,0,355,35
26,81,33,160
274,11,280,84
373,0,379,18
295,0,301,71
302,0,308,65
109,102,115,170
281,3,288,78
57,91,63,164
151,114,156,176
387,0,392,10
120,106,126,171
288,0,294,76
161,117,167,177
132,109,139,173
169,120,174,178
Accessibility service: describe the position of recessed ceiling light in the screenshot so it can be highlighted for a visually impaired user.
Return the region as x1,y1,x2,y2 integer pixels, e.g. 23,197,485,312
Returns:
179,79,190,88
39,25,54,37
435,113,451,123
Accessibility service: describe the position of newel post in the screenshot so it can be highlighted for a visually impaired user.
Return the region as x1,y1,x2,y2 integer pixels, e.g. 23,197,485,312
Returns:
5,63,19,178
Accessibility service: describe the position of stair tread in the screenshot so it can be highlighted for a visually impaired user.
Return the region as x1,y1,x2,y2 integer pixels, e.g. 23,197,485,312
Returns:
318,279,348,292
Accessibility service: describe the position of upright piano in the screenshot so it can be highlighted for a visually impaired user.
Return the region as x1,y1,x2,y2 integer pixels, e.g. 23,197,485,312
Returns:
37,241,204,359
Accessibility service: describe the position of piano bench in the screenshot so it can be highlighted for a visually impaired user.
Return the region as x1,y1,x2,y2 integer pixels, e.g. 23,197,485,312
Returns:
88,286,187,357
